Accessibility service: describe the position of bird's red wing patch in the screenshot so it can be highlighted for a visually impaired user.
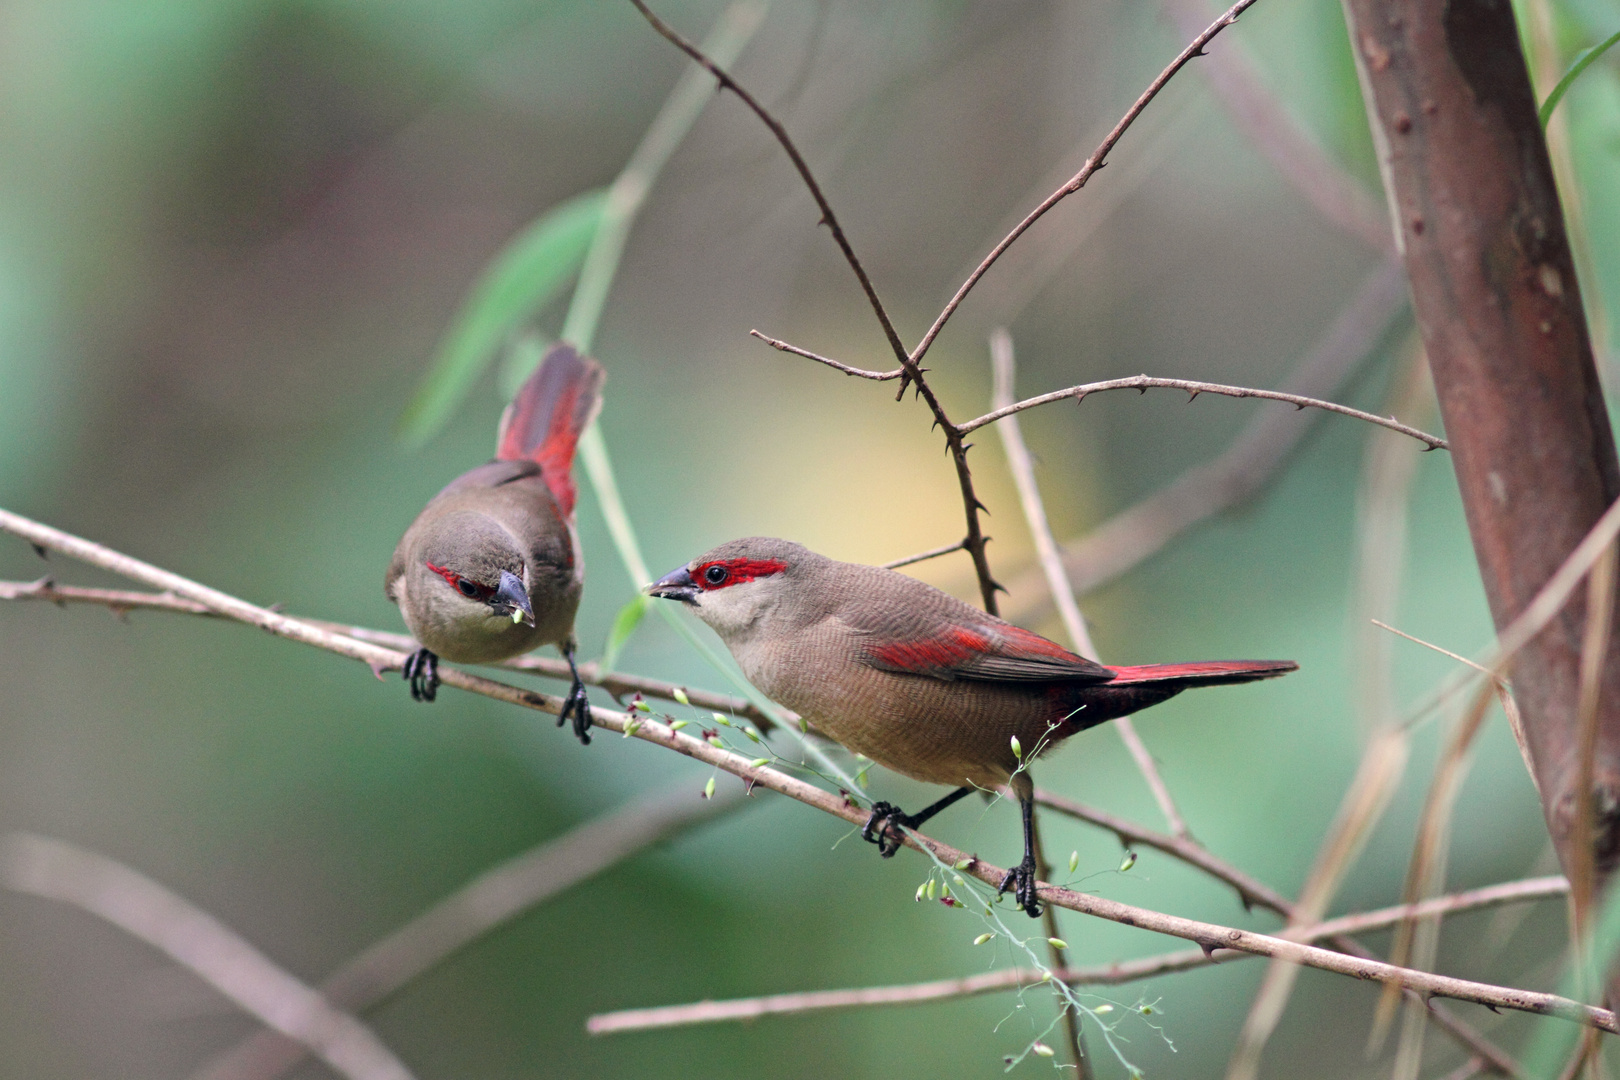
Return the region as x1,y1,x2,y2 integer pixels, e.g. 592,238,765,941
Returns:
865,626,992,673
694,558,788,590
997,623,1085,660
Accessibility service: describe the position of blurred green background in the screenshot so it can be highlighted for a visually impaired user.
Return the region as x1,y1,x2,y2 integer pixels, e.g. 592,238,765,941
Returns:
2,0,1618,1076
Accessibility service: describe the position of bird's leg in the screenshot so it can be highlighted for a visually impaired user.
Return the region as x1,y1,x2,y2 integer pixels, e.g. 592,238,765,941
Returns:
556,639,593,746
402,648,439,703
861,786,972,858
998,794,1043,917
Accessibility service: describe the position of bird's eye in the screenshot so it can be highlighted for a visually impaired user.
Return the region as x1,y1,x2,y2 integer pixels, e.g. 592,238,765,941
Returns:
457,579,480,598
704,564,729,586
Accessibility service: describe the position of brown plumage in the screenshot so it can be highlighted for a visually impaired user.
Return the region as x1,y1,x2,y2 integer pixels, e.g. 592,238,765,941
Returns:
387,343,603,741
649,537,1295,914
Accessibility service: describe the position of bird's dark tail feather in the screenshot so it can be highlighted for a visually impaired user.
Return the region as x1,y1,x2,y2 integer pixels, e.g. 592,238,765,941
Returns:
496,343,605,517
1104,659,1298,687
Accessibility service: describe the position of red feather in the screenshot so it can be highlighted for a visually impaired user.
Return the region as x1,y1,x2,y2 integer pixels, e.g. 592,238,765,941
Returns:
1103,659,1298,685
496,344,604,517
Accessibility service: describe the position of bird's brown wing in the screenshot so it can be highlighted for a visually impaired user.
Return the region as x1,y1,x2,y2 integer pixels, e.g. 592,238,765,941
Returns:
837,573,1112,685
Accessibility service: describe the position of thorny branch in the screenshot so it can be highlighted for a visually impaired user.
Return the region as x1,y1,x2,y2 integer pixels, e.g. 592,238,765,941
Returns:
586,875,1568,1033
0,507,1614,1037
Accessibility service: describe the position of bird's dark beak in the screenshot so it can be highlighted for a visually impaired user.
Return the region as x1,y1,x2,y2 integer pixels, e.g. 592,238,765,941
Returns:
647,566,698,605
493,569,535,626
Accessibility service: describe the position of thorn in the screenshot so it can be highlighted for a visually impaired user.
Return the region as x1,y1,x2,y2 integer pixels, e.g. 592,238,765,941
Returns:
1484,1003,1499,1013
31,543,47,559
1294,403,1306,410
368,661,389,681
962,442,973,452
817,215,828,227
1187,391,1200,402
1191,46,1208,57
744,776,759,796
1240,892,1255,913
267,602,286,614
1199,940,1219,960
1137,386,1148,395
992,580,1009,595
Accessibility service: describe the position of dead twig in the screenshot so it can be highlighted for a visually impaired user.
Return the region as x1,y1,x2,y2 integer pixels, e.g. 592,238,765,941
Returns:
0,834,416,1080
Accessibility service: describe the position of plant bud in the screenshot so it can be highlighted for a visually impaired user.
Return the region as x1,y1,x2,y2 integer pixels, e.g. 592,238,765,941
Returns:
672,688,690,706
1047,938,1068,950
1093,1004,1113,1014
702,777,715,799
798,716,809,733
622,718,640,738
713,712,730,726
1068,851,1079,874
973,933,995,946
1010,735,1023,759
916,883,928,902
1119,852,1137,873
1032,1042,1055,1058
748,757,770,768
925,879,937,900
669,719,689,731
743,727,761,743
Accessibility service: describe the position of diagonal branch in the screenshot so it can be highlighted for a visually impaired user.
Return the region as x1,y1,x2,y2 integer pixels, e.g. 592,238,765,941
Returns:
957,374,1448,448
585,875,1568,1033
908,0,1262,368
190,785,748,1080
1,833,416,1080
0,507,1609,1035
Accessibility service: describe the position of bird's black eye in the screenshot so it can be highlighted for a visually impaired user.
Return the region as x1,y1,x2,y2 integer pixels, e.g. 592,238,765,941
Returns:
457,579,480,598
704,564,729,586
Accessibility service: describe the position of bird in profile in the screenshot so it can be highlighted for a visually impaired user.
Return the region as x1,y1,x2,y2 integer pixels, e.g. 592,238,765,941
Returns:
387,343,604,743
648,538,1295,915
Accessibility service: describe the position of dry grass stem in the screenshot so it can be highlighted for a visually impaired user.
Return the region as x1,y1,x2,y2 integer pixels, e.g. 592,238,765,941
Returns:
0,834,416,1080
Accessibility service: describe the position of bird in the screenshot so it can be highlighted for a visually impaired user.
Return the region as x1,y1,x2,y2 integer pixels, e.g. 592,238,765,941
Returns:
386,342,604,743
647,537,1295,915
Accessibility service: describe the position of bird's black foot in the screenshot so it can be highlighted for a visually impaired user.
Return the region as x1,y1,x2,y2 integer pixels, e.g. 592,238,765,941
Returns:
861,801,912,858
998,854,1043,918
556,679,593,745
403,649,439,703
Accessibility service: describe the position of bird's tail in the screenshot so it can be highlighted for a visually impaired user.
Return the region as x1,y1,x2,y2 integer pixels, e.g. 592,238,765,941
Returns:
1104,659,1298,687
496,343,605,517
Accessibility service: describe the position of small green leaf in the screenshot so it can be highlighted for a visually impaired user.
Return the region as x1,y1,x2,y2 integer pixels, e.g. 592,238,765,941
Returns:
1540,29,1620,127
398,187,608,446
601,594,650,670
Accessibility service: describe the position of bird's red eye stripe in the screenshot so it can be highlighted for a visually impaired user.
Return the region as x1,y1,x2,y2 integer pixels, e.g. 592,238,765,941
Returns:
426,561,495,600
694,558,788,589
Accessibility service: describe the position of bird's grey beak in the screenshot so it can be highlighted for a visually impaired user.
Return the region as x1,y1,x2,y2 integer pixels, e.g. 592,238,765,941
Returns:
647,566,698,605
493,569,535,626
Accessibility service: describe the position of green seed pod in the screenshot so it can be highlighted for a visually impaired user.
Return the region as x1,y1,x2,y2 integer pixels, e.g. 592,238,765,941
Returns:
916,883,928,902
925,879,937,900
748,757,770,769
703,777,716,799
669,719,689,731
1094,1004,1114,1014
973,933,994,946
713,713,730,726
622,718,640,738
1119,851,1137,873
1009,735,1023,759
1032,1042,1055,1058
1047,938,1068,950
743,727,761,743
672,688,690,706
1068,851,1079,874
954,858,973,870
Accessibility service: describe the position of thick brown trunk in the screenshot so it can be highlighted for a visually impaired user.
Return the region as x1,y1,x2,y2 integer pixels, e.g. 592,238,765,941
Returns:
1338,0,1620,929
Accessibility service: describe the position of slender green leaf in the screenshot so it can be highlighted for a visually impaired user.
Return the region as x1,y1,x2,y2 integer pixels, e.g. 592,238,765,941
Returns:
601,593,649,670
1540,29,1620,127
397,187,607,446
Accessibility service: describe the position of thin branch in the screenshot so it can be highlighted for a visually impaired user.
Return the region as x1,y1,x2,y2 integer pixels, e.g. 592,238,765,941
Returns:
632,0,1002,613
880,540,968,570
586,876,1568,1033
0,833,416,1080
991,328,1189,840
0,509,1607,1035
956,374,1448,449
0,578,779,728
191,786,748,1080
751,330,902,381
908,0,1262,368
997,255,1410,621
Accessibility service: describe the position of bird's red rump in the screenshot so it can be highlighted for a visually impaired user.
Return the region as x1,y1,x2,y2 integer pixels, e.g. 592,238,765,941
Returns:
695,558,788,589
426,561,495,601
867,626,993,670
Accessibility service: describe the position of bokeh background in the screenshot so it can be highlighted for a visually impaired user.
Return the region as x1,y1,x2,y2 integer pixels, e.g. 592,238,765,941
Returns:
2,0,1619,1076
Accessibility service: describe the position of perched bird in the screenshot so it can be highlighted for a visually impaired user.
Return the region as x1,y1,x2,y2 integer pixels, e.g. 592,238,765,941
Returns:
387,343,603,742
648,538,1295,915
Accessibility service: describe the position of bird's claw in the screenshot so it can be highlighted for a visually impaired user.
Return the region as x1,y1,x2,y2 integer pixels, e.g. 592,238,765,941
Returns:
861,801,910,858
997,856,1043,918
556,678,593,745
403,649,439,703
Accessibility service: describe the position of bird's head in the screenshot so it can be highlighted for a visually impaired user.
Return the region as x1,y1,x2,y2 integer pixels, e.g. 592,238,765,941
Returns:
647,537,815,640
414,512,535,627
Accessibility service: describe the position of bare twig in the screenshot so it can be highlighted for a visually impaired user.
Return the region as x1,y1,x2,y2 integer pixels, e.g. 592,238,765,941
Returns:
880,540,968,570
910,0,1263,368
997,255,1410,621
191,786,747,1080
0,834,416,1080
587,876,1568,1033
991,328,1188,840
957,373,1446,449
632,0,1003,613
750,331,901,381
0,508,1608,1035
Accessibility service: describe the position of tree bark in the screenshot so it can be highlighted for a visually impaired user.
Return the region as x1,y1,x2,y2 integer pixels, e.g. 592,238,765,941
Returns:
1339,0,1620,945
